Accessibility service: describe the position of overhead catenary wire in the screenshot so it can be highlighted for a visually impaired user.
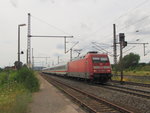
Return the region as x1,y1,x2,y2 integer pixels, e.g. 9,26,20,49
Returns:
92,46,114,57
117,14,150,32
113,0,149,23
84,0,150,40
31,14,74,36
123,46,136,54
88,12,150,51
29,1,150,49
33,2,150,49
92,42,113,55
31,14,80,52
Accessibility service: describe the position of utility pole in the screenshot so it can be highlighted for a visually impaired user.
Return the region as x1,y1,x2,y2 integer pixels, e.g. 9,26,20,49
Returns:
113,24,117,76
143,43,146,56
18,25,20,69
65,41,79,61
27,13,31,68
64,37,67,53
34,57,51,64
113,24,117,65
119,33,127,84
52,61,54,66
26,49,28,65
32,48,34,69
70,48,72,61
120,39,123,83
58,56,59,64
18,24,26,69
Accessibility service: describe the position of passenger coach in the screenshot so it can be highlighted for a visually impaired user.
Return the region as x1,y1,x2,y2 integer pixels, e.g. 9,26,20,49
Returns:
42,51,112,83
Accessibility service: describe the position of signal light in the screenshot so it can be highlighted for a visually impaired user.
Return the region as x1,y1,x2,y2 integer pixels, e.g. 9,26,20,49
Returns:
119,33,125,42
119,33,127,48
123,41,127,47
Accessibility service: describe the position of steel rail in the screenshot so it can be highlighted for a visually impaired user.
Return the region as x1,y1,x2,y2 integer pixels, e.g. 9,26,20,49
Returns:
111,80,150,88
102,85,150,99
41,73,136,113
107,84,150,94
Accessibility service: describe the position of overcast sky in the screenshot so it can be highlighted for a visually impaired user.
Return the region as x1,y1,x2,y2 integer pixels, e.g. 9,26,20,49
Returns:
0,0,150,67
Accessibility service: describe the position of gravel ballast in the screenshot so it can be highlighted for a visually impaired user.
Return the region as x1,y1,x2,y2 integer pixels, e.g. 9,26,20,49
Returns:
45,75,150,113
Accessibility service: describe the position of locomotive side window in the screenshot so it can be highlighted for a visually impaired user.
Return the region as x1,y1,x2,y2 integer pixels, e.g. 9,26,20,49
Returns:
92,57,108,63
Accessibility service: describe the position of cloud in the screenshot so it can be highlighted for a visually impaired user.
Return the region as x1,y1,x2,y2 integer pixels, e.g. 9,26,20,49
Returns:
38,0,99,5
9,0,18,8
39,0,55,3
53,53,63,57
56,44,64,50
80,22,92,31
120,11,150,33
136,29,150,35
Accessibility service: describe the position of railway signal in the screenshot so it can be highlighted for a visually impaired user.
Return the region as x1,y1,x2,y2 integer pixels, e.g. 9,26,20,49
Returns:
119,33,127,48
119,33,127,84
116,32,148,84
119,33,125,42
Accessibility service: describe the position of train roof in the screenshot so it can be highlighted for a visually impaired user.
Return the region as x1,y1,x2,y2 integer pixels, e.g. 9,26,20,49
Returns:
71,51,108,61
87,51,98,54
42,62,67,70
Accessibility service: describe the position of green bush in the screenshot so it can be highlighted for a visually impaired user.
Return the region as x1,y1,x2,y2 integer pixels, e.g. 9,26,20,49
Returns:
16,67,39,92
0,67,39,113
0,82,31,113
141,65,150,71
0,72,8,85
0,67,39,92
0,68,3,72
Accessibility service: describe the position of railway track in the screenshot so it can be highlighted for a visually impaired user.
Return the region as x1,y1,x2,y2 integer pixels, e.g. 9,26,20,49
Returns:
102,84,150,99
41,73,137,113
111,80,150,88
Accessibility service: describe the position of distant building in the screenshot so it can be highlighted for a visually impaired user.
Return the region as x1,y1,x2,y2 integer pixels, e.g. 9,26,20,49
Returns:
4,66,16,70
33,66,45,71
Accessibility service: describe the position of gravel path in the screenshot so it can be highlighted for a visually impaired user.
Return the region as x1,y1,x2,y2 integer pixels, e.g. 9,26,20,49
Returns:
28,74,86,113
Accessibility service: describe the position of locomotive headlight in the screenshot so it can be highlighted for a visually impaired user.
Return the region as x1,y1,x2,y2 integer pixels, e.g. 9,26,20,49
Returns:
107,70,111,72
94,70,97,72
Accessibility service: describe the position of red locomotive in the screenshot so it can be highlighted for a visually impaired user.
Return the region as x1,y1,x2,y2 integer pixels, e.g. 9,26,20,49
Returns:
42,51,112,83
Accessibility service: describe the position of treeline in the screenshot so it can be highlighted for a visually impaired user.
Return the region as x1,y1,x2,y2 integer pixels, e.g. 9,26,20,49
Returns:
112,52,150,71
0,66,39,92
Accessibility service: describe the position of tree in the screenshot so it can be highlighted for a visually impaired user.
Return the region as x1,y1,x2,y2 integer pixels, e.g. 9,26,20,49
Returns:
121,53,140,69
14,61,23,70
0,67,2,72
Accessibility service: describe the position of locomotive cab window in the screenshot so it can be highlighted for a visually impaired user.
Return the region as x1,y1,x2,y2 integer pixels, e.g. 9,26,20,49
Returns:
100,57,108,63
92,57,108,63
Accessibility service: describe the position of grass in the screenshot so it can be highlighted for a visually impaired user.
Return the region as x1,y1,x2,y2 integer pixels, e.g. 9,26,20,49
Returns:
0,67,39,113
112,69,150,84
123,70,150,76
113,70,150,76
0,82,31,113
112,74,150,84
